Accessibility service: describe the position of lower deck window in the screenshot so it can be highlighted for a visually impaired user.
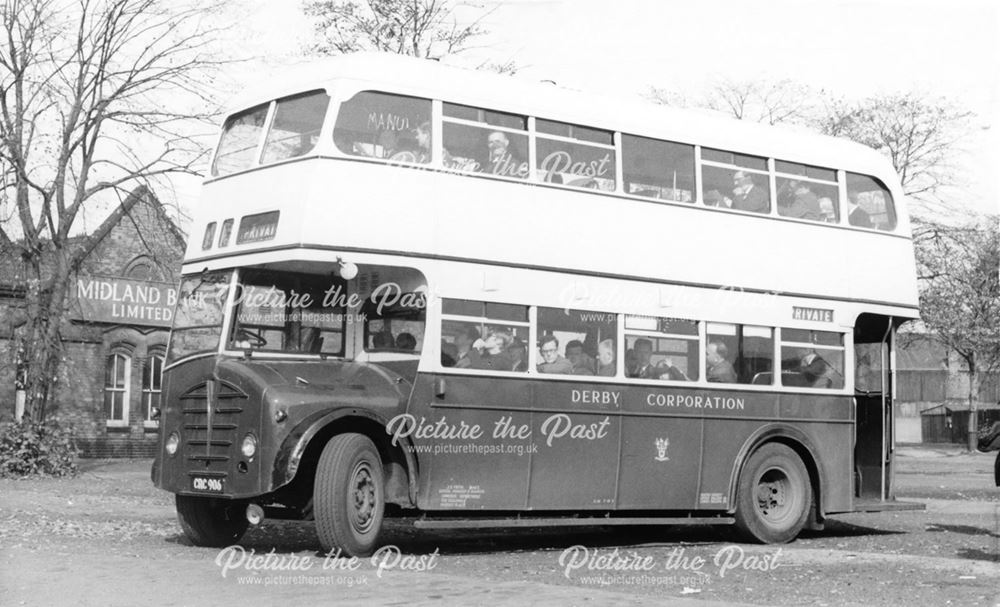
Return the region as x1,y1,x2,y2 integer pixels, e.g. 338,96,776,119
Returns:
780,329,845,389
707,323,773,385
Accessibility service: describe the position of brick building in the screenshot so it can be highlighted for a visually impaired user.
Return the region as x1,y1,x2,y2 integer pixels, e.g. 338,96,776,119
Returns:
0,187,186,457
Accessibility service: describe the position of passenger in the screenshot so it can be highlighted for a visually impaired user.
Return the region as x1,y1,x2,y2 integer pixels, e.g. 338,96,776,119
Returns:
537,334,574,374
372,331,394,349
390,121,442,165
655,357,689,381
778,180,822,221
509,339,528,372
486,130,526,178
413,121,432,163
800,351,842,388
704,189,730,208
847,191,874,228
467,330,515,371
706,341,738,383
817,196,837,222
453,325,481,368
596,339,616,377
624,348,636,376
441,340,458,367
628,338,657,379
566,339,596,375
731,171,768,213
395,332,417,351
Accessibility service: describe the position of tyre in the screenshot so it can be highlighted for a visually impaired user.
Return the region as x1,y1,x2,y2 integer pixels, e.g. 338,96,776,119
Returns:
175,495,249,547
734,443,811,544
313,433,385,557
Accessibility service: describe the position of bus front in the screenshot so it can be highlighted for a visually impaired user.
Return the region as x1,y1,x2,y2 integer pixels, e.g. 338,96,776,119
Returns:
151,79,428,555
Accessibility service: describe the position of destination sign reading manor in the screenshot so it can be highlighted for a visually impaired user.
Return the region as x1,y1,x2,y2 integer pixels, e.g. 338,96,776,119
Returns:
75,277,177,327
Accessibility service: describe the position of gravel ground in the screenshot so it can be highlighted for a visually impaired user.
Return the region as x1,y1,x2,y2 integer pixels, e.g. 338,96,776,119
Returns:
1,446,998,606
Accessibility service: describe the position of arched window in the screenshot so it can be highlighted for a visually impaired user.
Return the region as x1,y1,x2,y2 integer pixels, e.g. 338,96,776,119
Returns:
104,352,131,425
124,255,164,281
142,351,164,424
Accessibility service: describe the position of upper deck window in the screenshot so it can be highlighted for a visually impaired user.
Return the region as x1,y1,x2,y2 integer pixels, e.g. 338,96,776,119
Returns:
774,160,840,223
700,148,770,214
846,173,897,231
442,103,529,179
622,135,695,203
535,119,616,191
260,90,330,165
212,103,269,176
333,91,432,163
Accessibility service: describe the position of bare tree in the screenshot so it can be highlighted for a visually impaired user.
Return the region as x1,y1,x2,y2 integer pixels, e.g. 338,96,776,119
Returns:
303,0,493,59
817,93,973,206
0,0,228,421
910,215,1000,450
647,77,819,126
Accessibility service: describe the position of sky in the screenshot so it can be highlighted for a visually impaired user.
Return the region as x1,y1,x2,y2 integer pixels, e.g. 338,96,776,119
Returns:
166,0,998,226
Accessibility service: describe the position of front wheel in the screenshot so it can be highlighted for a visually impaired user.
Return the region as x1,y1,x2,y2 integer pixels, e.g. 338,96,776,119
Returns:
734,443,811,544
175,495,249,547
313,433,385,557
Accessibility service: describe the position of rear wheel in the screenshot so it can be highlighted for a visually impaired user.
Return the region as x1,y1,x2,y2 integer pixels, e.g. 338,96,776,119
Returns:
313,433,385,557
734,443,811,544
175,495,249,547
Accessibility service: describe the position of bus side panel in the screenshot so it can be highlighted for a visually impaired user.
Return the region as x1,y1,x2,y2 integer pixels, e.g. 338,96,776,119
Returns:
527,382,621,509
409,373,532,510
778,394,854,514
617,415,704,510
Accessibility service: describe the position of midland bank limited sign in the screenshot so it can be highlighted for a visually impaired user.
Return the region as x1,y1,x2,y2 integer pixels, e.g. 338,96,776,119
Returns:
74,277,177,327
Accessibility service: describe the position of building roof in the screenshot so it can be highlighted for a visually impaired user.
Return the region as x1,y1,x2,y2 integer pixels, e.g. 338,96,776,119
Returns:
0,186,185,293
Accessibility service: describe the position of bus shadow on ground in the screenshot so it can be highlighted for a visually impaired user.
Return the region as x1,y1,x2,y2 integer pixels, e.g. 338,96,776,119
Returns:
165,518,910,556
797,518,905,540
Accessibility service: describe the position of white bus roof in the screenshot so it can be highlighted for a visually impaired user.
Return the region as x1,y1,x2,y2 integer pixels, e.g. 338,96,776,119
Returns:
227,52,898,185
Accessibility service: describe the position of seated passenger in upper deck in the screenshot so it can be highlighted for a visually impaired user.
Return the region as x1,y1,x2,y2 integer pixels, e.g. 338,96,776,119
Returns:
537,335,574,374
486,130,527,178
777,180,822,221
731,171,769,214
847,190,875,228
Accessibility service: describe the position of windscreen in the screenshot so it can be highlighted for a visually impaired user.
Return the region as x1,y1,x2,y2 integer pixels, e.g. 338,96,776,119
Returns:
166,270,233,364
228,269,346,356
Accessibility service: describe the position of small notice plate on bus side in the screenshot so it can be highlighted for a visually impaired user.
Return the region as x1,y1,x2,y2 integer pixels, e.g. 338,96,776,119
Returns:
191,476,224,493
236,211,280,244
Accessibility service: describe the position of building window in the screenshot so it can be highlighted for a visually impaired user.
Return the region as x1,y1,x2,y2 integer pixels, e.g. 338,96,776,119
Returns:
104,352,131,425
142,353,164,424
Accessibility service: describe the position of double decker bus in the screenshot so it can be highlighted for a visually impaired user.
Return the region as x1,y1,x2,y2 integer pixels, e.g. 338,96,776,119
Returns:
152,53,921,556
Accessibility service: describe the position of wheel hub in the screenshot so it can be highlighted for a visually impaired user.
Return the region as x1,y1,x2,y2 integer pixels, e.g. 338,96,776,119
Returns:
350,462,376,532
756,469,791,520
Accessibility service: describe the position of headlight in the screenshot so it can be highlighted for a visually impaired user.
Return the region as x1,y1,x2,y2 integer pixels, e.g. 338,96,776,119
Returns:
165,432,180,456
241,433,257,458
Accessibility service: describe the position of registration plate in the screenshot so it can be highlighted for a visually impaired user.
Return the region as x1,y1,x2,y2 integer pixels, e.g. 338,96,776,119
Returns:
191,476,224,493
